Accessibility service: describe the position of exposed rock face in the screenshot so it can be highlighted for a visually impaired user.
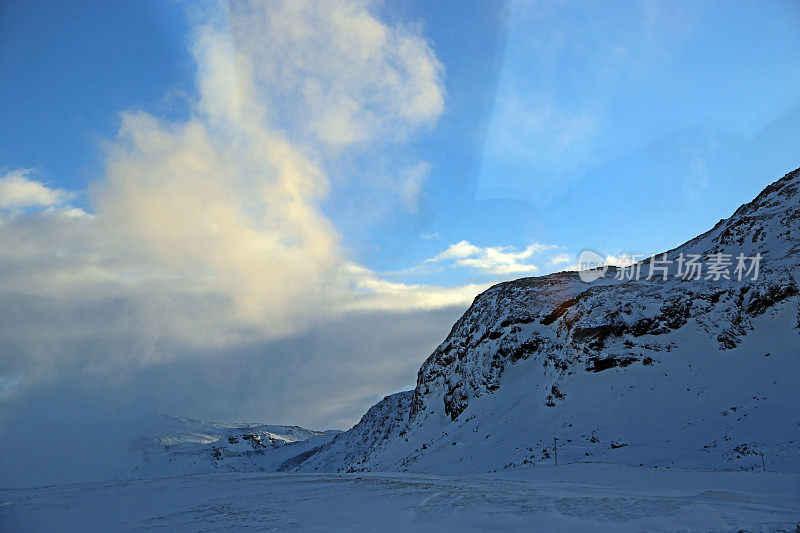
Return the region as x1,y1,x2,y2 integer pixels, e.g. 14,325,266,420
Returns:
296,167,800,474
411,269,799,422
410,168,800,423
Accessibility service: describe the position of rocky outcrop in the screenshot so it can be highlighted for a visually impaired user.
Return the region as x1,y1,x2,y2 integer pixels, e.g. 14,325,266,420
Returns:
409,168,800,422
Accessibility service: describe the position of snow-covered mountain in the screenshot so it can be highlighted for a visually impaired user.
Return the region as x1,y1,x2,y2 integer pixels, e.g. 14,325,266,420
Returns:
129,414,339,477
296,167,800,474
125,168,800,479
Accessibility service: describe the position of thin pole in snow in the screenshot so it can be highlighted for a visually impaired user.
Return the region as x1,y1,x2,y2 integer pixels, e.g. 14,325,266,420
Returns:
554,438,558,467
761,452,765,472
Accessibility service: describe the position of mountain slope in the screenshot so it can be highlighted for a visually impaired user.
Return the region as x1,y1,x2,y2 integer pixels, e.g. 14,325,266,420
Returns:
129,414,339,478
298,167,800,474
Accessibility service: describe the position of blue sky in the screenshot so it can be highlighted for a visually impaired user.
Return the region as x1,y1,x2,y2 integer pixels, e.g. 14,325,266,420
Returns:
0,1,192,192
0,0,799,459
2,0,799,285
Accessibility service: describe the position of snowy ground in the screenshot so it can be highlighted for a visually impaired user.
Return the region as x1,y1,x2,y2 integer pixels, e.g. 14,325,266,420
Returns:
2,465,798,532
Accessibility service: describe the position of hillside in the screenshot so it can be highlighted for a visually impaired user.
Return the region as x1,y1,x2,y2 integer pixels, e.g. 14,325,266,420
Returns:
297,168,800,474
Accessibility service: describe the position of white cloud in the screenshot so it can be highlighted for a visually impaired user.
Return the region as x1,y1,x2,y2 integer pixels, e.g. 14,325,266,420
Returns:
228,0,444,149
427,240,556,276
549,253,572,266
86,0,449,340
429,240,483,261
0,1,457,374
343,262,489,311
0,169,75,209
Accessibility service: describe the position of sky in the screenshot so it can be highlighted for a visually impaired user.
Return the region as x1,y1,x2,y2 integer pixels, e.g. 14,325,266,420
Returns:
1,0,799,485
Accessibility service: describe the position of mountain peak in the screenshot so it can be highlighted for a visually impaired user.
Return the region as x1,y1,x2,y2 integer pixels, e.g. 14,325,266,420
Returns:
680,166,800,262
294,167,800,474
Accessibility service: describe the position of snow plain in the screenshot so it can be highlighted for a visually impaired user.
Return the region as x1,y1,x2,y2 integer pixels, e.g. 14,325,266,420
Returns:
2,465,798,532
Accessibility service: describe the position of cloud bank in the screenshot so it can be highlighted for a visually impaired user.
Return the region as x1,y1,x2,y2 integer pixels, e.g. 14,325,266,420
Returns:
90,0,448,343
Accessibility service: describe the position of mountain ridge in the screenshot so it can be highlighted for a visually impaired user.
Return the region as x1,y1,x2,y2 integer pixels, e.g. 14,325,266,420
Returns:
294,167,800,474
